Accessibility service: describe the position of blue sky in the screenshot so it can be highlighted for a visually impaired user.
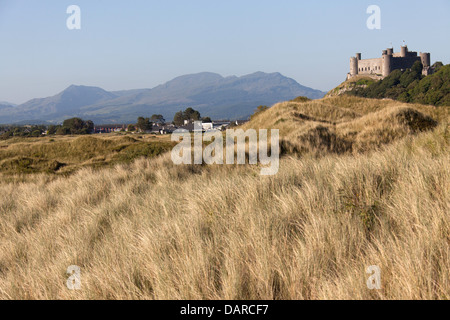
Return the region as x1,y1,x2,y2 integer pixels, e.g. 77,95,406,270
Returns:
0,0,449,104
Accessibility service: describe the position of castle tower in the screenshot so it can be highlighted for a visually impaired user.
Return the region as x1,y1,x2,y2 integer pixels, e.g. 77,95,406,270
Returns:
356,53,361,61
420,52,431,68
400,45,408,57
387,48,394,56
382,49,392,77
350,56,358,77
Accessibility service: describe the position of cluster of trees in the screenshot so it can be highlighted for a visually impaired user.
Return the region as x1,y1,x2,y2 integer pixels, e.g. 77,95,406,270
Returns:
348,62,449,106
48,118,94,135
173,108,211,126
404,63,449,106
128,114,166,132
128,109,214,132
0,125,47,139
129,109,214,132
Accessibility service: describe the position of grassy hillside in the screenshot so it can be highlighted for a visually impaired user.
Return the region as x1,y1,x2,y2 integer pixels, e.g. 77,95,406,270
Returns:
243,95,447,155
0,96,448,299
0,134,174,175
325,76,376,98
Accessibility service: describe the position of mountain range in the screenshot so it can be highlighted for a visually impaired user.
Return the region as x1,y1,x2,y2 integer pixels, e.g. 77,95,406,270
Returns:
0,72,326,124
0,101,17,110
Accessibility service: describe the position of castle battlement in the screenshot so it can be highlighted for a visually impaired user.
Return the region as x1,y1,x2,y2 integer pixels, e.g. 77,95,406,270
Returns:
348,46,432,80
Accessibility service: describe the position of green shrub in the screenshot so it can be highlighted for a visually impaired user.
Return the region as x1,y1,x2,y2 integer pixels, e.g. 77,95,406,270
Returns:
348,63,450,106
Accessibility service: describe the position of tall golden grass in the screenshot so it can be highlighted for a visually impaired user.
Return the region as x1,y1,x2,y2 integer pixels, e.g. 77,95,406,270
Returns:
244,96,447,156
0,112,448,299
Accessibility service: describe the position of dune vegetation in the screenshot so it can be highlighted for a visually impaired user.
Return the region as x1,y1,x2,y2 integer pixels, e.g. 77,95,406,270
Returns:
0,134,174,176
0,96,448,299
244,95,447,155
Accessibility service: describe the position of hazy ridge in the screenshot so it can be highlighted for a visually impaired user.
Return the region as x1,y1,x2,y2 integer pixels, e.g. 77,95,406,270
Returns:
0,72,326,124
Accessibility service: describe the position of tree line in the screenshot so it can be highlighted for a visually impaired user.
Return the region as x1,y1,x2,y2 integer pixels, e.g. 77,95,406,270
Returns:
0,117,94,140
129,108,212,131
1,107,214,139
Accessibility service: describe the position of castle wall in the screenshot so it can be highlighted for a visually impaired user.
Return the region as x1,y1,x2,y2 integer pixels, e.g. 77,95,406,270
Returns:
357,58,383,75
392,56,421,71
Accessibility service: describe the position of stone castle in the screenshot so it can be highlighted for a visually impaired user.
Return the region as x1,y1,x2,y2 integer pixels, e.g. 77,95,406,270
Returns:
347,45,433,80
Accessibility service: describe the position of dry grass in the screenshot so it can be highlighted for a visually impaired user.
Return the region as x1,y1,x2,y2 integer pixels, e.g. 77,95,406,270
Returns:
0,133,174,175
0,109,448,299
243,95,447,156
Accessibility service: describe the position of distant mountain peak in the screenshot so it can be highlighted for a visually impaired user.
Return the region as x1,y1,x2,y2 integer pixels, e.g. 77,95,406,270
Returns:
164,72,224,85
246,71,282,77
62,84,110,92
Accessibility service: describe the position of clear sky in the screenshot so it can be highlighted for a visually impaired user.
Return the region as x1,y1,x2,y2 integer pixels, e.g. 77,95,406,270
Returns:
0,0,449,104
